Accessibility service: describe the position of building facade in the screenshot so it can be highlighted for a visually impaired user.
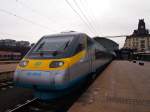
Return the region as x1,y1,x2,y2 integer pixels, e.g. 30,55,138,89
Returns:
0,39,30,47
0,39,16,46
16,41,30,47
124,19,150,52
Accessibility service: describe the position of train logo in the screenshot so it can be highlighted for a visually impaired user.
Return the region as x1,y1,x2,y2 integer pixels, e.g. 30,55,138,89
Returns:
34,62,42,67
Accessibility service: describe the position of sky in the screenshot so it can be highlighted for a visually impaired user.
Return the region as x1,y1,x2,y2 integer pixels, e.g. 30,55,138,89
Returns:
0,0,150,48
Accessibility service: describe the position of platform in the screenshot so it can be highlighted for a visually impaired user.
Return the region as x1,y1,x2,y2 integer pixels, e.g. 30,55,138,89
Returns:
0,61,19,65
0,63,17,73
69,60,150,112
0,64,17,81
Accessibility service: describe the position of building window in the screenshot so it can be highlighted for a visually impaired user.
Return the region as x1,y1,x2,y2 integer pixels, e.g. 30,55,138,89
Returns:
136,42,138,46
140,40,145,49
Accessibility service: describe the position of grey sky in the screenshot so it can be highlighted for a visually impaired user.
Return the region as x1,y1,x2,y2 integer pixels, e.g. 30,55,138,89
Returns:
0,0,150,47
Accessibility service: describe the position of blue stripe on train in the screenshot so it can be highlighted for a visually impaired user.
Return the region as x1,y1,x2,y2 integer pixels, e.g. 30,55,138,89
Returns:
35,74,89,100
15,73,90,100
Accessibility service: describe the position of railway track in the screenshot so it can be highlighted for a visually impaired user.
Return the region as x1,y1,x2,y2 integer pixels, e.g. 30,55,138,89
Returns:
6,98,37,112
3,72,101,112
0,71,15,90
0,80,14,90
1,63,107,112
5,93,80,112
0,63,17,87
3,77,95,112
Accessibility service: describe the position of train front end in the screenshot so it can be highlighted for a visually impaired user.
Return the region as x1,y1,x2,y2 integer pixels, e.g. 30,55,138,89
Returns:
14,34,82,100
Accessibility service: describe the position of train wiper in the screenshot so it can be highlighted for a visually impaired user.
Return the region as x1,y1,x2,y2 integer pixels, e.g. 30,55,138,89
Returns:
37,42,45,51
63,41,70,50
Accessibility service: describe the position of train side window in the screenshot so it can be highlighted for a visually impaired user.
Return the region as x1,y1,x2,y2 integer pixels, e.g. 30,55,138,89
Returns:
75,43,84,53
87,37,93,48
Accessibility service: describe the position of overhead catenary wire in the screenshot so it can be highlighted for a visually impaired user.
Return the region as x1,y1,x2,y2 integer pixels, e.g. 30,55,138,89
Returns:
100,35,129,38
18,0,99,34
0,32,35,39
65,0,95,34
16,0,67,28
16,0,52,21
16,0,97,33
80,0,100,34
83,0,98,23
73,0,98,34
0,8,55,32
0,32,128,39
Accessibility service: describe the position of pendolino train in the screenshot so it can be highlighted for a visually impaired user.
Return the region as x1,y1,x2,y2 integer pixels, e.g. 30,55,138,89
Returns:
14,32,114,101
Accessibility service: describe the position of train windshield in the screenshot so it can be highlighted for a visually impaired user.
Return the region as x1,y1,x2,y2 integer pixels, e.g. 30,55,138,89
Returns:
26,36,74,59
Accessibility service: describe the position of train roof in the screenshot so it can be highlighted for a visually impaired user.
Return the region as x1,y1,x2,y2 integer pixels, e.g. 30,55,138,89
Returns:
42,31,87,38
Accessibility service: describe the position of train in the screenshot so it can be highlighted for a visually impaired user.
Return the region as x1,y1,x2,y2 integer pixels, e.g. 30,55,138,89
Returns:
14,32,114,101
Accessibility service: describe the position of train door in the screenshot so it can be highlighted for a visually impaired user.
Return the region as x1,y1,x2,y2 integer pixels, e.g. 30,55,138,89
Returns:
87,37,95,73
69,36,89,81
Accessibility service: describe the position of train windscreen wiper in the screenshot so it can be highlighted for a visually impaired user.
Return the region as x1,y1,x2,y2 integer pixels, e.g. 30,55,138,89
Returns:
63,41,70,50
36,42,45,51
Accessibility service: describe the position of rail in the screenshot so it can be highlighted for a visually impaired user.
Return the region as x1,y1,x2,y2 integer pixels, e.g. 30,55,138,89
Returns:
6,98,37,112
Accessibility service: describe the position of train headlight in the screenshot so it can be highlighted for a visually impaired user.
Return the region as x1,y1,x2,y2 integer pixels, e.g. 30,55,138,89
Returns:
50,61,64,68
19,60,29,67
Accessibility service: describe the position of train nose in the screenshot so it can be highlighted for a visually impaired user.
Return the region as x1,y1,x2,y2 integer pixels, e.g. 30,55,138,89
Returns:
14,70,55,89
14,70,67,90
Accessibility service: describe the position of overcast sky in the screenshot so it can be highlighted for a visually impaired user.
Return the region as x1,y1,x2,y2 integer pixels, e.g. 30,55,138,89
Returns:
0,0,150,47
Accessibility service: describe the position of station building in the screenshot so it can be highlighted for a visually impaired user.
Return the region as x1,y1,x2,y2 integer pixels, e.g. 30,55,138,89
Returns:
94,37,119,52
124,19,150,52
0,39,30,47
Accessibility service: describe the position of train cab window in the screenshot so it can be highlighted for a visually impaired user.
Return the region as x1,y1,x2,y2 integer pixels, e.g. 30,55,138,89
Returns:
27,36,74,59
74,37,85,54
33,37,73,52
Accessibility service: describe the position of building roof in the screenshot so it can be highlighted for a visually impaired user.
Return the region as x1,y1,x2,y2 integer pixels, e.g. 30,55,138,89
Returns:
128,19,150,37
94,37,119,51
94,37,119,46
